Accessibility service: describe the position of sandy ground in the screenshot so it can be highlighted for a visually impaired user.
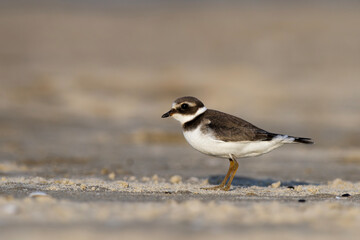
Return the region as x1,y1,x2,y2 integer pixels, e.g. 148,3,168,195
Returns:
2,176,360,240
0,1,360,239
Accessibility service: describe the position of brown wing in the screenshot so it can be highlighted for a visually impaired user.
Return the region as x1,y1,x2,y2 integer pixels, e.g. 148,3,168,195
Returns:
203,109,277,142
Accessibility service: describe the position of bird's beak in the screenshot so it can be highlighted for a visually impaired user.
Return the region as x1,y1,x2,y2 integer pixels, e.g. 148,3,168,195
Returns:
161,109,175,118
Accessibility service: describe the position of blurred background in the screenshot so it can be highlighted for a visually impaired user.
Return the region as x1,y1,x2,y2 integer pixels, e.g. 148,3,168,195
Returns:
0,0,359,181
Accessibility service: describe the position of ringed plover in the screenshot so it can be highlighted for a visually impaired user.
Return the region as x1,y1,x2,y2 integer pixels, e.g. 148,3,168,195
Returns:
162,96,313,191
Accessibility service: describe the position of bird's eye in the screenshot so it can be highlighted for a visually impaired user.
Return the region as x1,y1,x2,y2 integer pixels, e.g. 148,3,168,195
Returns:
181,103,189,109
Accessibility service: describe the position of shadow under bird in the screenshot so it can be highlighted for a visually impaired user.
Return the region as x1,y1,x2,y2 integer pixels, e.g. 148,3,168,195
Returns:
162,96,313,191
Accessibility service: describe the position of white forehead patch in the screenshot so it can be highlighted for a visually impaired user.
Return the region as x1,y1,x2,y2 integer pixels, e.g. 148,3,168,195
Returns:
172,106,207,124
172,101,196,108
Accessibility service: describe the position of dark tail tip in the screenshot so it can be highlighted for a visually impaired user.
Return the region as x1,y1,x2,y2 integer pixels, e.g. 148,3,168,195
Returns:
293,137,314,144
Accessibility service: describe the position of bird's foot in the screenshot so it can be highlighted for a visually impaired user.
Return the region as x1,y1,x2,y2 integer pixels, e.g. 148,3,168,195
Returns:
201,184,231,191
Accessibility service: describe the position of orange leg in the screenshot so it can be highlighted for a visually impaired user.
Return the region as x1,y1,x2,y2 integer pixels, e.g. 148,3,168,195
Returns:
223,156,239,191
202,155,239,191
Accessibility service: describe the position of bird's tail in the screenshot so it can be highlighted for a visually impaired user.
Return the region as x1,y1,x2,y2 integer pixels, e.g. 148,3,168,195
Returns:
292,136,314,144
274,135,314,144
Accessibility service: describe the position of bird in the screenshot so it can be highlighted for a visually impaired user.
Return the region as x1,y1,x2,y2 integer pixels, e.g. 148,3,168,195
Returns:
161,96,313,191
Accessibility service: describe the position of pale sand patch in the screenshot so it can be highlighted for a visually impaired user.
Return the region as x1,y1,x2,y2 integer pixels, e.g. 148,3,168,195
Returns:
1,176,360,240
2,176,360,196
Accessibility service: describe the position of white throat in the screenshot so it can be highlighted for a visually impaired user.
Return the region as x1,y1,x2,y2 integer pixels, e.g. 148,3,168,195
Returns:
172,106,207,124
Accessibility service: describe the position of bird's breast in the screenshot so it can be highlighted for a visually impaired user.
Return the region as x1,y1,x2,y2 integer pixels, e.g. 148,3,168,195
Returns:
183,127,228,158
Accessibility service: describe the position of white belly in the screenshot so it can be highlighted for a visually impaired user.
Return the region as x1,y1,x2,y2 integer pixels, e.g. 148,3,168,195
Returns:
183,127,290,158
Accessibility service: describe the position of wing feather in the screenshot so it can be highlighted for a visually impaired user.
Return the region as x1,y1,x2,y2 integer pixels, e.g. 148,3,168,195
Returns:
203,110,276,142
